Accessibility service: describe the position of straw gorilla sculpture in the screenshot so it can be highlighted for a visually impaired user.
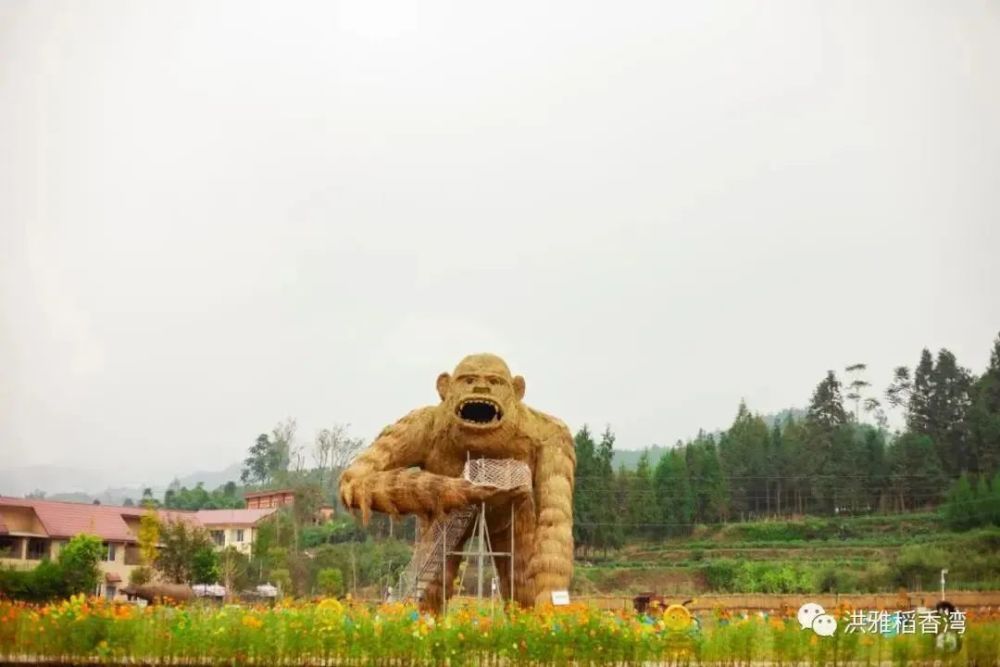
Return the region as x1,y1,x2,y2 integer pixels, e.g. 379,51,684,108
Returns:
339,354,575,610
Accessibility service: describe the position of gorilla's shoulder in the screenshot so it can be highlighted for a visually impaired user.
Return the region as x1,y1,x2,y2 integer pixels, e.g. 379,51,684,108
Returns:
376,406,437,438
523,406,572,441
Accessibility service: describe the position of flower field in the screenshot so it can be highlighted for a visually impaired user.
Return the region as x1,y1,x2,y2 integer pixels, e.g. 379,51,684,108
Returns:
1,596,999,665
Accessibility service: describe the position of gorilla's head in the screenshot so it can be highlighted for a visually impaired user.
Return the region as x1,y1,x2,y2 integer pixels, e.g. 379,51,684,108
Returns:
436,353,525,433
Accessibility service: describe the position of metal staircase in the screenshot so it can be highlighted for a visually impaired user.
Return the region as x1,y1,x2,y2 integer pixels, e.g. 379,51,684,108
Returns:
396,504,477,602
395,458,532,605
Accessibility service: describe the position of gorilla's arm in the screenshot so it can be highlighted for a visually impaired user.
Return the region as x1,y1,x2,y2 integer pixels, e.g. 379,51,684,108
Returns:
525,420,576,606
339,408,505,523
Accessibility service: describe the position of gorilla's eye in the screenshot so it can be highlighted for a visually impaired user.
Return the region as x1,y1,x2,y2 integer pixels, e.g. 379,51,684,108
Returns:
465,377,475,384
488,377,502,386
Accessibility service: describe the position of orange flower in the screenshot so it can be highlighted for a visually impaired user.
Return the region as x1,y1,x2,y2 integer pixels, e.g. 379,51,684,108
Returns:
241,615,263,629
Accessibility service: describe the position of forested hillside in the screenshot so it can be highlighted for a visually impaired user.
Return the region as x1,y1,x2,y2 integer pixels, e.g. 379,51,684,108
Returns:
573,333,1000,555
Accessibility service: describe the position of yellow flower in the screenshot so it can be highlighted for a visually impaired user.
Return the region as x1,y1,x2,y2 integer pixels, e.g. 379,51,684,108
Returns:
317,598,343,613
241,615,263,629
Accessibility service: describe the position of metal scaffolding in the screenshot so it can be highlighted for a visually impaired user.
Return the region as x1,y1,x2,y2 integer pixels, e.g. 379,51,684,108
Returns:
395,457,531,614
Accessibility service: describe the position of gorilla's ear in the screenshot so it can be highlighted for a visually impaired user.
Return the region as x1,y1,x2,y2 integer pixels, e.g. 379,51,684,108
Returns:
512,375,525,401
436,372,451,401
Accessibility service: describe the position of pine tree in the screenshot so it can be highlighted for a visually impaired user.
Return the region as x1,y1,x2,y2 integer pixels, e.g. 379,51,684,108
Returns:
595,427,623,554
807,371,848,430
990,472,1000,526
928,349,974,476
861,425,889,511
572,426,598,554
805,371,848,512
887,433,947,511
687,433,728,523
719,401,770,517
942,474,976,531
629,451,659,538
974,475,993,527
968,332,1000,476
613,465,633,540
781,417,809,514
653,449,694,537
908,349,935,435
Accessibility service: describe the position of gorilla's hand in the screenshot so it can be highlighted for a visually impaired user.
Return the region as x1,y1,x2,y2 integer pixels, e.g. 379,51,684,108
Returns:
340,469,530,523
466,483,532,507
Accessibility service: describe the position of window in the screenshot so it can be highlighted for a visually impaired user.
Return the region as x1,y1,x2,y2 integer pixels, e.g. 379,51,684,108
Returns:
0,536,17,559
210,530,225,547
124,545,142,565
105,584,117,599
234,529,245,543
26,538,49,560
102,543,117,562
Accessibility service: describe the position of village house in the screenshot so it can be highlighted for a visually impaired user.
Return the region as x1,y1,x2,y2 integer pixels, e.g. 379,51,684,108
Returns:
0,497,275,599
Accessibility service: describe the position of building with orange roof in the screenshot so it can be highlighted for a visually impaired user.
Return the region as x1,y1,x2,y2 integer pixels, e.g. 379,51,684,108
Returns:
0,497,275,599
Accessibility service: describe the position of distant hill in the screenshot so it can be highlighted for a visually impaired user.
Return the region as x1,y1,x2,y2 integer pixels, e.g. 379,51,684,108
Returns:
0,461,244,504
612,445,670,469
611,407,806,469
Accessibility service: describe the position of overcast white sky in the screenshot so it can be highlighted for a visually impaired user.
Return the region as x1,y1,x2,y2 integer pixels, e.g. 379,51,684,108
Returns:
1,1,998,488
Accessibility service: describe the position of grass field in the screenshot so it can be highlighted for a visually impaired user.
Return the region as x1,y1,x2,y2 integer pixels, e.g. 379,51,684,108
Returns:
571,514,1000,596
1,596,998,666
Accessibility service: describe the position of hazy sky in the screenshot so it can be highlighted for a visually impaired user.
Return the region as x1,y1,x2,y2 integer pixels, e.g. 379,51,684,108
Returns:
2,1,998,489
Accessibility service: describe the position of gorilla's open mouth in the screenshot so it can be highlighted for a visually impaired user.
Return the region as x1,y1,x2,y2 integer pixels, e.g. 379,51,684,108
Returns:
457,398,503,426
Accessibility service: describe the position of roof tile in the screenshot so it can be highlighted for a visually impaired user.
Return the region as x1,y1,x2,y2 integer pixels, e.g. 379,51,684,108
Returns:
195,508,276,526
0,497,202,542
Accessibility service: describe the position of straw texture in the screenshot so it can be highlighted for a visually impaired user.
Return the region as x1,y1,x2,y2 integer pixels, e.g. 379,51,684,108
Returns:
338,354,575,610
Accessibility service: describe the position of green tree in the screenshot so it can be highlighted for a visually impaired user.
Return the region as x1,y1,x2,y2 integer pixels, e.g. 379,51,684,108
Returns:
968,332,1000,476
163,481,245,510
942,474,977,530
140,487,160,509
628,451,659,538
781,417,810,514
719,401,770,517
270,568,292,596
928,349,974,476
594,426,623,555
908,349,936,434
316,567,345,596
990,471,1000,526
292,482,325,551
218,547,250,599
241,419,295,487
572,425,598,554
58,534,103,596
242,434,280,486
192,546,220,584
887,433,947,511
653,448,693,537
155,519,215,584
687,433,728,522
805,371,849,512
133,500,160,586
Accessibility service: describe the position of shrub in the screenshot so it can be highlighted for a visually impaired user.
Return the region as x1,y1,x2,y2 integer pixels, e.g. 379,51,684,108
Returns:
0,561,66,602
271,568,292,595
129,566,153,586
894,545,948,589
0,534,102,602
316,568,344,596
701,559,738,591
192,546,220,584
57,534,103,596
